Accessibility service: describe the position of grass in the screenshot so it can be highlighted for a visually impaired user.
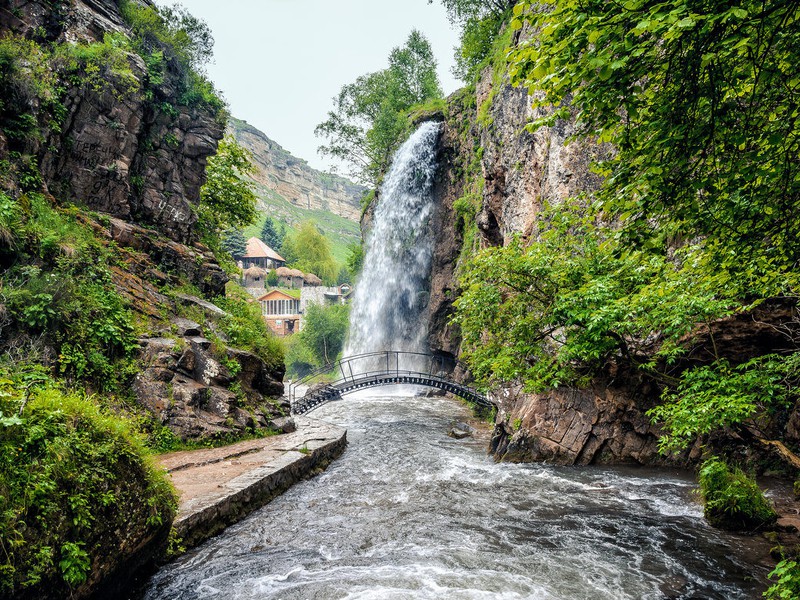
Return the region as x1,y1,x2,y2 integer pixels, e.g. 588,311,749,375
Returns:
243,186,361,265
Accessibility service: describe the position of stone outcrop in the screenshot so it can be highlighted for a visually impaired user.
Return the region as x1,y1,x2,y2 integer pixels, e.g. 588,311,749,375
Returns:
134,320,287,442
229,117,365,222
489,384,667,466
7,0,224,244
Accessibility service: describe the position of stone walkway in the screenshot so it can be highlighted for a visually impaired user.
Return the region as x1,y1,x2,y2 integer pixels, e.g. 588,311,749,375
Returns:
157,416,347,548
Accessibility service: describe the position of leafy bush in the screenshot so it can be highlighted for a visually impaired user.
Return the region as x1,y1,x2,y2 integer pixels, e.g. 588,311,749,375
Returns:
56,33,139,99
1,194,138,389
765,559,800,600
285,303,349,377
649,354,800,453
0,34,59,144
697,456,777,531
0,378,176,596
119,0,224,113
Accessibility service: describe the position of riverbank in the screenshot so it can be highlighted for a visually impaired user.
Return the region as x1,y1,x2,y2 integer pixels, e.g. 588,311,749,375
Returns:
158,416,347,549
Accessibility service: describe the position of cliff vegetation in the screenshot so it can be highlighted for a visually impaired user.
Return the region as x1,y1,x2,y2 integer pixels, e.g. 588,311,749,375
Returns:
0,0,284,597
419,0,800,595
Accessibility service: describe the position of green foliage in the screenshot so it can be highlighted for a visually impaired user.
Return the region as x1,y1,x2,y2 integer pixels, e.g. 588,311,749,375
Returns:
259,216,285,251
1,194,138,388
301,303,350,366
285,303,349,376
119,0,224,113
119,0,213,74
649,354,800,452
430,0,513,82
697,456,776,530
281,221,339,285
454,0,800,453
345,241,364,280
214,284,284,370
509,0,800,286
0,378,176,596
0,34,59,145
198,135,258,252
266,269,279,287
765,559,800,600
316,30,442,186
57,33,139,99
454,199,741,391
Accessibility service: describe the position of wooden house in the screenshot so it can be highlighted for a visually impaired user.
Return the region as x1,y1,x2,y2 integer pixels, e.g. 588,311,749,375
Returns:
242,237,285,269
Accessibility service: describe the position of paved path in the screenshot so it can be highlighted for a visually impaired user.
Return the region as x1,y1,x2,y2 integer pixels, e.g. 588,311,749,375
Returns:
157,416,347,548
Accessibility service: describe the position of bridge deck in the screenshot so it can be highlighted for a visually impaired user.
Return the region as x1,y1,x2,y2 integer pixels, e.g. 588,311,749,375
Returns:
289,351,493,416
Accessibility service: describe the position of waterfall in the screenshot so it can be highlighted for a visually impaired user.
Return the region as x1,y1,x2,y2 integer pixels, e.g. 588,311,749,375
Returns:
345,121,442,358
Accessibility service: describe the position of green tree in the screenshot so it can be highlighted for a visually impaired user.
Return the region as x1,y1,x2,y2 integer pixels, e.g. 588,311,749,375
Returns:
120,0,214,73
281,221,338,285
198,135,257,248
315,30,442,186
286,303,350,374
259,216,285,250
221,228,246,258
509,0,800,286
345,241,364,279
429,0,515,81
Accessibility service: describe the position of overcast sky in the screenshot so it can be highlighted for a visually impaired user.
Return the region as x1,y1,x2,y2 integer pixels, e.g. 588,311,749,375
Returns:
174,0,463,174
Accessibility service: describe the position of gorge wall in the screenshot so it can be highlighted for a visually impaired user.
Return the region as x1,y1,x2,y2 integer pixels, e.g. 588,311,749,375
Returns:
0,2,287,597
426,26,800,469
424,31,758,468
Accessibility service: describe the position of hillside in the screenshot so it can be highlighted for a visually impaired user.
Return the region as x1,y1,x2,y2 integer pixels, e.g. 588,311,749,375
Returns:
228,117,364,263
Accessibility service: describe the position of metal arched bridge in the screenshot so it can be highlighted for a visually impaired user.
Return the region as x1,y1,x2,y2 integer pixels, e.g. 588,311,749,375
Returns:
289,351,495,415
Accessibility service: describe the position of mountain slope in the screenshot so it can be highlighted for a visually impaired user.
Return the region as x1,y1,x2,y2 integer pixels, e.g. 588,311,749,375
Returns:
228,117,365,263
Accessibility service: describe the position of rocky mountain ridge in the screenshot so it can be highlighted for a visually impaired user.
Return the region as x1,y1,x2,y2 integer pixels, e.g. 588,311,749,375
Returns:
229,117,365,223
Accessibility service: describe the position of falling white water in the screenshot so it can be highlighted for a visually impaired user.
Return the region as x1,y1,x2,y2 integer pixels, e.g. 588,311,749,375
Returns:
345,121,442,358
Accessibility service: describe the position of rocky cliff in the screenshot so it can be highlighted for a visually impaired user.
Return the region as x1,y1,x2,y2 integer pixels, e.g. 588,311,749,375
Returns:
3,0,222,244
0,2,286,597
229,117,365,222
425,27,800,470
423,34,680,467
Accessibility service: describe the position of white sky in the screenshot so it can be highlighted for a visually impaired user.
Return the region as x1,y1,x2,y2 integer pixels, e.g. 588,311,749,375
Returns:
173,0,463,174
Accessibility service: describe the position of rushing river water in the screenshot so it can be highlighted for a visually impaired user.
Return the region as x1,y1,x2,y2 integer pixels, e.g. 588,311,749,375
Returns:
143,392,767,600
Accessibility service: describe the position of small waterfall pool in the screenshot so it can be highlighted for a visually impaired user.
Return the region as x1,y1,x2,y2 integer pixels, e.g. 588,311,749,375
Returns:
142,393,769,599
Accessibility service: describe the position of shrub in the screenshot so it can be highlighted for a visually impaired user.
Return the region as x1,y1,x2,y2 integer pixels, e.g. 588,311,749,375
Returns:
697,456,777,531
56,33,140,99
0,34,59,144
765,559,800,600
0,378,176,597
1,194,138,389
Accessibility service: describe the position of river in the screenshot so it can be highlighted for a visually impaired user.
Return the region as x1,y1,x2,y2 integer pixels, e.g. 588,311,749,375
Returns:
142,391,767,599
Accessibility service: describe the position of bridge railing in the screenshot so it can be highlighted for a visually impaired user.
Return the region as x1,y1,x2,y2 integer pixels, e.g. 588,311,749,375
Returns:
288,350,471,406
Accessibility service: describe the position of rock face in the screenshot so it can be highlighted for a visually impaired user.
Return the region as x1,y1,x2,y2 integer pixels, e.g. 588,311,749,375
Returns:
229,117,365,222
134,330,287,441
489,384,667,465
424,34,660,465
7,0,224,244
